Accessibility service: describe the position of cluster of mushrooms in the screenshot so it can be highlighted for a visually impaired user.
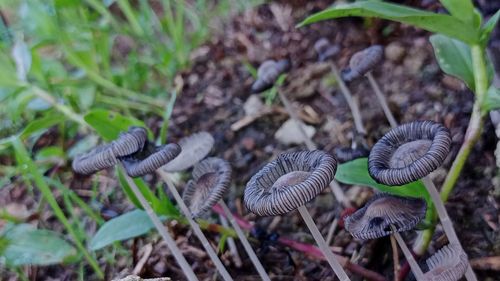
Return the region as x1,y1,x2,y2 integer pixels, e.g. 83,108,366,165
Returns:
72,38,474,281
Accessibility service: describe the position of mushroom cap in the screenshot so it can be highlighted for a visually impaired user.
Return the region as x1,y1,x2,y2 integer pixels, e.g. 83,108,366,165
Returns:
112,127,148,157
162,132,214,172
423,243,468,281
121,142,181,177
342,45,384,82
368,120,451,186
244,150,337,216
314,38,340,62
251,59,290,93
344,193,426,240
182,157,232,218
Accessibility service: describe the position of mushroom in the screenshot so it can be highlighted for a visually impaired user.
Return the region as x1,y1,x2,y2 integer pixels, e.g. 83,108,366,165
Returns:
251,59,290,93
342,45,398,128
120,142,181,177
313,37,366,135
423,243,468,281
244,150,351,281
162,132,214,172
368,120,475,279
72,126,147,175
344,193,427,280
182,158,271,281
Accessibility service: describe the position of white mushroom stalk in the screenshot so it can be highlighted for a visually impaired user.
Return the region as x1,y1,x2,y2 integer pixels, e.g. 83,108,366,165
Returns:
390,225,425,280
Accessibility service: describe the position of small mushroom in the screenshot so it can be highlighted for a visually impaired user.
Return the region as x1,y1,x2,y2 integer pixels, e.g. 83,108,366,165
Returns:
182,157,231,218
251,59,290,93
162,132,214,172
120,142,181,177
342,45,384,82
344,193,426,240
72,126,147,175
423,243,468,281
368,120,451,186
244,150,351,281
314,38,340,62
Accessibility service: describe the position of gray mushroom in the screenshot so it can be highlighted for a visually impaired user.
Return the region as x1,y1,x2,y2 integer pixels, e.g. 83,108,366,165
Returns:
423,243,468,281
251,59,290,93
182,157,231,218
344,193,426,240
120,142,181,177
162,131,214,172
342,45,384,82
314,38,340,62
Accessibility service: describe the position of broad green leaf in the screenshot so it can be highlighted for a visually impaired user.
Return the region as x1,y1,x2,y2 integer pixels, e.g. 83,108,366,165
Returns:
430,34,475,90
335,158,431,204
439,0,476,26
90,209,156,250
0,223,77,266
481,9,500,45
298,1,480,44
20,114,63,140
484,86,500,112
84,109,149,141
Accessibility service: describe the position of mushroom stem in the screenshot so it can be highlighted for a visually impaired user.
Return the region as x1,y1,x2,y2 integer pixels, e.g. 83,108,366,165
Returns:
157,170,234,281
297,205,351,281
277,90,351,209
218,214,243,268
329,63,366,135
421,176,477,281
120,167,199,281
390,235,400,281
366,72,398,128
390,225,425,280
219,201,271,281
325,217,339,246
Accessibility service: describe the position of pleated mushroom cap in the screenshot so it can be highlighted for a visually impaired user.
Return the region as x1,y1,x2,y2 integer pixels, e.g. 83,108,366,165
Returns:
162,132,214,172
368,120,451,186
314,38,340,62
251,59,290,93
423,243,468,281
182,157,232,218
121,142,181,177
344,193,426,240
72,126,148,175
342,45,384,82
244,150,337,216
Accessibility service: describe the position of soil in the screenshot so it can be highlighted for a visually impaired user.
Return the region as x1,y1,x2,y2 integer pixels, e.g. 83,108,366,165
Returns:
1,1,499,281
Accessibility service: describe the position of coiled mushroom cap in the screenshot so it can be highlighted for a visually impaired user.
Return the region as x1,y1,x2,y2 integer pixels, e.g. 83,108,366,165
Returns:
182,157,232,218
162,132,214,172
72,127,147,175
368,120,451,186
251,59,290,93
121,142,181,177
314,38,340,62
423,243,468,281
244,150,337,216
342,45,384,82
344,193,426,240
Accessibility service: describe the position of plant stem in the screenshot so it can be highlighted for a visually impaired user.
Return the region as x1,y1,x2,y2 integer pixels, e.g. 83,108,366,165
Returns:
220,201,271,281
157,170,234,281
120,166,199,281
297,205,351,281
12,139,104,279
366,72,398,128
390,226,424,280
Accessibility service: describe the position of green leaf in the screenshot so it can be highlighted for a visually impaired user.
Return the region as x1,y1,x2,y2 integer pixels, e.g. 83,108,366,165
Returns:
481,9,500,45
298,1,480,44
484,85,500,112
335,158,431,204
0,223,77,266
84,109,149,141
90,209,156,250
430,34,475,90
20,114,64,140
439,0,476,26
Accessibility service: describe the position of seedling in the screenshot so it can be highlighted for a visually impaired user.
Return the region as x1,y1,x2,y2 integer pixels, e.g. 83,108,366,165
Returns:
342,45,398,128
183,157,271,281
244,150,351,281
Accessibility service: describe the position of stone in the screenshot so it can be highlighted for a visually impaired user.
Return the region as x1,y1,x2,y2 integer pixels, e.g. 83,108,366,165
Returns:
274,119,316,145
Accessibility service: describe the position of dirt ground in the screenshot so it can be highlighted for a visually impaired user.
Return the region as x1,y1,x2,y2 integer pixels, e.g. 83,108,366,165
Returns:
2,1,499,280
